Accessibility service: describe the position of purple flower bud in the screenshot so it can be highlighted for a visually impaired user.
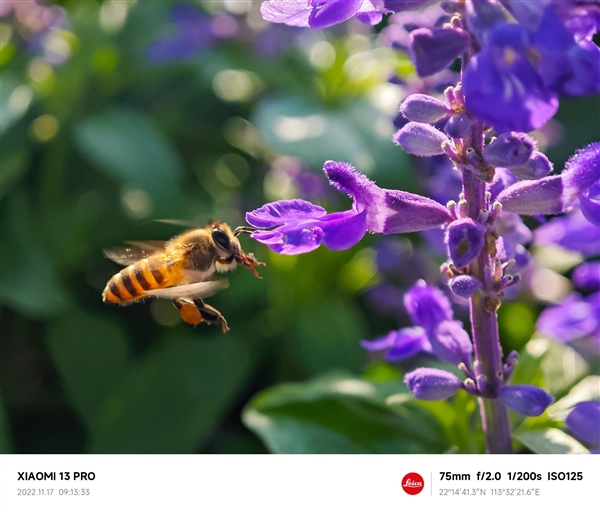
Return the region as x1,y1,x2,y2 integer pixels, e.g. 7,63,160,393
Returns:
393,121,448,157
399,93,449,123
483,132,535,168
405,367,463,400
409,27,471,77
572,262,600,291
449,274,483,298
429,320,473,365
404,280,453,332
566,401,600,447
445,218,485,269
498,143,600,216
445,113,472,139
508,151,553,180
498,385,554,417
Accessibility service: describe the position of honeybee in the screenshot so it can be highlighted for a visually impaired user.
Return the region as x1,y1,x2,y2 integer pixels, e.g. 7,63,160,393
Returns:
102,221,265,332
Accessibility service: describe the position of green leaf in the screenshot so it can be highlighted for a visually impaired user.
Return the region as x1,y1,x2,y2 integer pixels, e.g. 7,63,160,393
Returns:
243,372,449,454
74,109,185,217
548,376,600,421
513,427,589,454
45,310,130,425
88,329,255,453
539,338,589,396
0,192,70,317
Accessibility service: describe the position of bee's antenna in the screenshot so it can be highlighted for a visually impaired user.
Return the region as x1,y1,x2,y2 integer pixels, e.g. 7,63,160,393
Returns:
234,226,257,237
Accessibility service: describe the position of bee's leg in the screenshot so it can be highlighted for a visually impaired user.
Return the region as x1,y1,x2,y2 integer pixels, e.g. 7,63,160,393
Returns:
193,298,230,333
172,298,229,332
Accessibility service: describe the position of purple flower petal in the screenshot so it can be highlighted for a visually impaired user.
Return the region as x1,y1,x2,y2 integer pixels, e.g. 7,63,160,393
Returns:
462,23,558,133
323,160,383,211
565,401,600,447
410,27,471,77
251,221,324,255
445,218,485,269
361,329,397,351
536,293,598,343
535,7,600,97
498,385,554,416
308,0,363,29
405,367,463,400
429,320,473,365
404,280,453,332
260,0,312,27
534,209,600,257
386,326,431,360
579,193,600,227
320,209,367,250
393,121,449,157
246,199,327,228
572,262,600,291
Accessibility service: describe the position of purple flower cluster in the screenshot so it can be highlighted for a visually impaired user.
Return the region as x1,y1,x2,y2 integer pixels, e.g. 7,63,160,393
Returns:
251,0,600,452
363,280,554,416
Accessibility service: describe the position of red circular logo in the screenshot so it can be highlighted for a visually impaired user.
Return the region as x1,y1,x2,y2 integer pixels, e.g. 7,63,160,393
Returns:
402,472,424,495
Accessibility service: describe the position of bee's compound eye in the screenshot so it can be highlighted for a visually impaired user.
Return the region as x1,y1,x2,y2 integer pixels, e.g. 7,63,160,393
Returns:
212,229,231,251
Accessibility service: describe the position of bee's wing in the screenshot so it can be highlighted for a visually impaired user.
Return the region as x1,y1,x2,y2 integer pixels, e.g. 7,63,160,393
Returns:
144,279,229,300
102,241,166,267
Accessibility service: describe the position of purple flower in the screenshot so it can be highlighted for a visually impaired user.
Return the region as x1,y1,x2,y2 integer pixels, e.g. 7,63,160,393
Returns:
534,209,600,257
497,385,554,416
498,143,600,217
534,7,600,97
445,218,485,269
260,0,389,29
246,161,451,254
404,367,464,400
536,293,599,345
361,326,431,361
462,23,558,133
566,401,600,449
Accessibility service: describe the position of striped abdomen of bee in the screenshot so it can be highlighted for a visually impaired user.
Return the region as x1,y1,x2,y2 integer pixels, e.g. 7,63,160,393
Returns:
102,254,185,304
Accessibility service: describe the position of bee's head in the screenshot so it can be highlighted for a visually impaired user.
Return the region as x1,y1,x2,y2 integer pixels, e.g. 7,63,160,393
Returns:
210,221,240,259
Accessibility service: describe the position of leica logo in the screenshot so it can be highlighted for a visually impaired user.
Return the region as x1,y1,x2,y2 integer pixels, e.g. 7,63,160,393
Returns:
402,473,424,495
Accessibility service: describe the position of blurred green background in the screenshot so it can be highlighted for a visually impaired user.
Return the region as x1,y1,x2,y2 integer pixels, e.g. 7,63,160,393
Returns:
1,1,598,454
